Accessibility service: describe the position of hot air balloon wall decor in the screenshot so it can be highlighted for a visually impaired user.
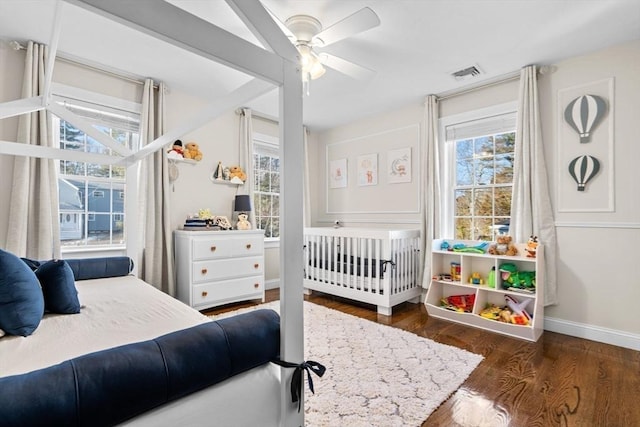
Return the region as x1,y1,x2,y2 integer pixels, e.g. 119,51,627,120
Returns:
568,155,600,191
564,94,608,143
557,78,614,213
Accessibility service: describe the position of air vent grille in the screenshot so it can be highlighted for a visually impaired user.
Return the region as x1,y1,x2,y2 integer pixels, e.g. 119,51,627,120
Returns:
451,65,482,80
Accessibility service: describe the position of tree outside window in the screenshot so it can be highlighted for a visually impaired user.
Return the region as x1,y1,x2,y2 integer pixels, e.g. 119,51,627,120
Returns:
253,138,280,239
453,131,515,240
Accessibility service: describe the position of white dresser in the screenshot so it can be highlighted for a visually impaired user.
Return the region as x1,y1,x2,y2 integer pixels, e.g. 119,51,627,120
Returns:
174,229,265,310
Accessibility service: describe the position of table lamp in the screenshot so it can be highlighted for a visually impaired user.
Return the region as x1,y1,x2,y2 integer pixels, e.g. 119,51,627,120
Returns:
234,195,252,230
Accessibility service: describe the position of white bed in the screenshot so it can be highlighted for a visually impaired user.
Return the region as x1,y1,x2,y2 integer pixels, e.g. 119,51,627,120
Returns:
0,275,281,426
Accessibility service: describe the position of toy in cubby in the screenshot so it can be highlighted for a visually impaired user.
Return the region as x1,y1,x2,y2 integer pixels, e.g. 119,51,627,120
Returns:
479,294,532,325
498,263,536,293
440,294,475,313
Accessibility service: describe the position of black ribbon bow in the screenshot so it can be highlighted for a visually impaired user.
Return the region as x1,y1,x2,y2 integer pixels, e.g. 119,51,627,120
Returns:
272,359,326,412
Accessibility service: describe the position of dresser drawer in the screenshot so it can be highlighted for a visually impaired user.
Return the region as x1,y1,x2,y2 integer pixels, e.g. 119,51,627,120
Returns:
192,276,264,308
228,235,263,257
192,256,263,283
192,237,233,260
192,235,263,260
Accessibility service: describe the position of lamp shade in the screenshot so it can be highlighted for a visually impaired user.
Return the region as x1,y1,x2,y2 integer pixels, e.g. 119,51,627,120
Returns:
234,195,252,213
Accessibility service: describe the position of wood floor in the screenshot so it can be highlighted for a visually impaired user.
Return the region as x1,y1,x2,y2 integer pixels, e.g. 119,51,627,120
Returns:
204,289,640,427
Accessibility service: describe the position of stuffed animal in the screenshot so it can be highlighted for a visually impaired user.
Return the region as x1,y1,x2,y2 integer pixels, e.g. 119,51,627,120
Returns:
488,234,518,256
229,166,247,182
525,235,538,258
183,142,203,161
236,212,251,230
167,139,184,159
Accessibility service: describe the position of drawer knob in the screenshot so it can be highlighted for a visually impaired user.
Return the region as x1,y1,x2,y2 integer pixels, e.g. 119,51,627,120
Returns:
246,244,252,250
201,268,208,275
202,291,208,297
254,283,259,289
210,246,216,252
254,263,260,269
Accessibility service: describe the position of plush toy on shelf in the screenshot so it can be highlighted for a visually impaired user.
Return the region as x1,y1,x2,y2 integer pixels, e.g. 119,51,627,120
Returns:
525,235,539,258
183,142,203,161
229,166,247,182
488,234,518,256
167,139,184,159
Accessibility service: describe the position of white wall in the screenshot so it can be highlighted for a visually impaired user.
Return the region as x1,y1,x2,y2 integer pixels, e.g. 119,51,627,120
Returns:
537,40,640,346
312,40,640,349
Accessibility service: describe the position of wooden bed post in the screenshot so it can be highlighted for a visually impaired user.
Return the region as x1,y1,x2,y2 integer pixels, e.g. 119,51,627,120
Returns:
279,55,305,427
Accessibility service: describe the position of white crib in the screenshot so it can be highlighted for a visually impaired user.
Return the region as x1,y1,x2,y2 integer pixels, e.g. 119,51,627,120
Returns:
303,227,422,315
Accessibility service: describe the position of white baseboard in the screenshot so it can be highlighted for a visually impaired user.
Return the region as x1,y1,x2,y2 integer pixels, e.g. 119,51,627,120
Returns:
265,279,280,291
544,316,640,351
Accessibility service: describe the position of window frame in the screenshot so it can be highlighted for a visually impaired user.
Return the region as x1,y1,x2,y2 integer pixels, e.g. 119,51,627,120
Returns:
253,132,280,245
439,102,517,240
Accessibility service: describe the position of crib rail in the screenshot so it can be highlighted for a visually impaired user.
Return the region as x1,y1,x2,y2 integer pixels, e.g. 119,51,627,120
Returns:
303,228,422,315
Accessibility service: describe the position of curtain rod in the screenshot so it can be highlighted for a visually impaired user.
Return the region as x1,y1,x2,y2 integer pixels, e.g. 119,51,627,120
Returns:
9,40,156,89
436,71,520,101
236,108,279,125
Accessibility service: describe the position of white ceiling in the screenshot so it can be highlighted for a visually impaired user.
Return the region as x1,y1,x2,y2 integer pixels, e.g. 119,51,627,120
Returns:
1,0,639,131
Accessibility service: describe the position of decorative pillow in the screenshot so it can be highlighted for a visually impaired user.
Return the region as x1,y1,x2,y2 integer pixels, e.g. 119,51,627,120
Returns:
0,249,44,336
35,260,80,314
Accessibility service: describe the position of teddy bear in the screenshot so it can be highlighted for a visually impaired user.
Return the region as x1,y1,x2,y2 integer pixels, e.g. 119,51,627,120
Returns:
236,212,251,230
183,142,203,161
228,166,247,182
167,139,184,159
488,234,518,256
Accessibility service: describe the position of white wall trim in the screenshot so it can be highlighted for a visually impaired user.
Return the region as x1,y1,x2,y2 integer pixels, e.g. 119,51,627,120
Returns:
544,316,640,351
555,221,640,229
265,278,280,290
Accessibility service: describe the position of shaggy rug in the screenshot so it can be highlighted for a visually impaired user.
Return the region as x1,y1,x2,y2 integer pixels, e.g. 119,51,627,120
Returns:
210,301,483,427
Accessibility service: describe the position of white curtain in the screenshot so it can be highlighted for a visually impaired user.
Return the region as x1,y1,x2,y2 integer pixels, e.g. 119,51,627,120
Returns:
238,108,255,227
510,65,558,306
6,41,60,259
303,126,311,228
420,95,442,287
138,80,175,295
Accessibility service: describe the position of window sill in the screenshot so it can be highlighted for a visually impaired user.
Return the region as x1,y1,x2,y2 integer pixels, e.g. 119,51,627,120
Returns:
61,245,126,256
264,238,280,249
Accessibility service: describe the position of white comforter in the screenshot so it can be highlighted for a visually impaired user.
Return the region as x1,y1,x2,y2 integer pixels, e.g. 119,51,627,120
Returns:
0,275,209,378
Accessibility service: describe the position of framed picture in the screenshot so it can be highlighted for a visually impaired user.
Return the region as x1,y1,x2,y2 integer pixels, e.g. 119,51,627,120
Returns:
329,158,347,189
357,153,378,186
557,77,614,212
387,147,411,183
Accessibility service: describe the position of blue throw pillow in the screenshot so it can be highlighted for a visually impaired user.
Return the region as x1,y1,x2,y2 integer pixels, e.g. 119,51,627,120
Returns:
36,260,80,314
0,249,44,336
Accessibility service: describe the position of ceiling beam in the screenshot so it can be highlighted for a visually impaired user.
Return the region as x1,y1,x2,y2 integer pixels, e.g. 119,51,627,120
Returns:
0,97,45,120
48,103,133,157
42,0,64,108
65,0,285,85
0,140,122,165
225,0,299,61
120,78,275,165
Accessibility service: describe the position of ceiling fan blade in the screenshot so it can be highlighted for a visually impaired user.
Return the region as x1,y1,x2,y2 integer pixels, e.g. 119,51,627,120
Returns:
319,53,375,80
312,7,380,47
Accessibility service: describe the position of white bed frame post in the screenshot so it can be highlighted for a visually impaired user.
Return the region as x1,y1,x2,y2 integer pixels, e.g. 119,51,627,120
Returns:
279,59,305,427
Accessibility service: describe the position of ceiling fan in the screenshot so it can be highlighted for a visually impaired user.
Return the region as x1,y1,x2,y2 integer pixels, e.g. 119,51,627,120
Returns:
271,7,380,90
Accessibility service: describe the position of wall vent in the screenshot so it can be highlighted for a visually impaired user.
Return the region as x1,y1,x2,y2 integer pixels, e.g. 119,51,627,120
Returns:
451,65,482,81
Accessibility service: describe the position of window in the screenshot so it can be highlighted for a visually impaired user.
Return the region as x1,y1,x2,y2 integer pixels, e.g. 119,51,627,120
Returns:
253,134,280,239
442,105,516,241
54,96,140,248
